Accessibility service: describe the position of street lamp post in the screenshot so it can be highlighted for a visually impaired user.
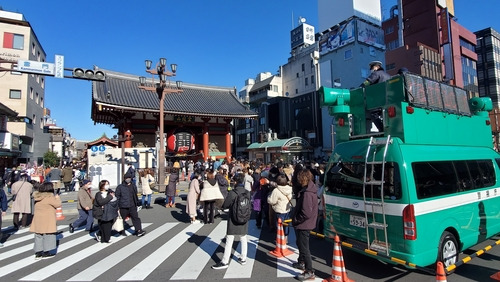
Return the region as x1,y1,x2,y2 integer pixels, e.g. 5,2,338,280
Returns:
138,58,182,192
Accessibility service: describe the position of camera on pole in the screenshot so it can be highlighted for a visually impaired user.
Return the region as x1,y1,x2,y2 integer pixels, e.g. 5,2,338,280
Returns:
72,68,105,81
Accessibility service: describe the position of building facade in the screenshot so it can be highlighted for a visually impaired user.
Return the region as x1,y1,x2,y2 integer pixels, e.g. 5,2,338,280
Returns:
0,10,50,166
382,0,479,98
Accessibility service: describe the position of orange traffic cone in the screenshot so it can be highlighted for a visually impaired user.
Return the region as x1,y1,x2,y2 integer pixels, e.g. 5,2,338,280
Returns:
491,271,500,281
323,235,353,282
269,217,294,257
56,207,65,221
435,262,447,282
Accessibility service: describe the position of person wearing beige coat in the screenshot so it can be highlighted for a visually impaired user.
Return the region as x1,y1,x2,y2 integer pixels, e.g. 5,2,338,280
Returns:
30,182,61,259
186,172,201,223
11,173,33,229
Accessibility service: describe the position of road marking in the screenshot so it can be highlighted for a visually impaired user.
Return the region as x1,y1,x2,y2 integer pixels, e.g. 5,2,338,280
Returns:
277,227,301,278
117,222,204,281
0,227,96,278
0,226,79,262
67,223,174,281
19,224,152,281
170,221,227,280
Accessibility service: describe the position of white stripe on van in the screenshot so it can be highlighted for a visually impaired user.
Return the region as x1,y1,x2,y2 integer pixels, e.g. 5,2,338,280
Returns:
324,187,500,216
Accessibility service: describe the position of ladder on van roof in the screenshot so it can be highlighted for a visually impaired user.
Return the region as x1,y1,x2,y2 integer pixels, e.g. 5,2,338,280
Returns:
363,135,391,255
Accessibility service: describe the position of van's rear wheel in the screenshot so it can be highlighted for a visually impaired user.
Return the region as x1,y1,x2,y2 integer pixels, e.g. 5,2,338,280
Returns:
438,231,458,268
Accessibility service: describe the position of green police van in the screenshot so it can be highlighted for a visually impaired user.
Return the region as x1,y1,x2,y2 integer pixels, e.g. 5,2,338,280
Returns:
321,73,500,269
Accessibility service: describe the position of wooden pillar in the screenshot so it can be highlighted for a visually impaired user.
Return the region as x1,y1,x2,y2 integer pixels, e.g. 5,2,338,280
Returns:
202,118,210,161
224,119,232,161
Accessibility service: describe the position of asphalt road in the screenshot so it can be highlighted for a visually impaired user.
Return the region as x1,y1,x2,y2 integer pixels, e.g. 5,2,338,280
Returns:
1,181,499,281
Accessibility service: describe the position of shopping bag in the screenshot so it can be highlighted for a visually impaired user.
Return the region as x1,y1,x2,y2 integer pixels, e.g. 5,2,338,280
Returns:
112,215,124,232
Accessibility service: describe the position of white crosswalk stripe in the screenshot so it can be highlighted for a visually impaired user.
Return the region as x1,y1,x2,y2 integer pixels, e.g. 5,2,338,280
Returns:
170,221,228,280
19,224,152,281
67,223,173,282
0,219,314,281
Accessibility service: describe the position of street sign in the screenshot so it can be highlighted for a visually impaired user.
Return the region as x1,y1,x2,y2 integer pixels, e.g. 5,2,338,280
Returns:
16,60,55,76
99,145,106,152
54,55,64,78
91,145,98,152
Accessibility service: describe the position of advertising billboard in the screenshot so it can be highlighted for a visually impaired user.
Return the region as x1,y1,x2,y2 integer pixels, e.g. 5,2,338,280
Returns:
356,20,385,49
318,19,356,55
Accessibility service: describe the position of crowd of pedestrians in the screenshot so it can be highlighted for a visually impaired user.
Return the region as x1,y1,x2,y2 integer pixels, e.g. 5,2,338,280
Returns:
0,157,326,281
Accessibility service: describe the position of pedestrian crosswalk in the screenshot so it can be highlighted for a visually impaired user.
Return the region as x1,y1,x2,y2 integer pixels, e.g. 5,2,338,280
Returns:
0,220,316,281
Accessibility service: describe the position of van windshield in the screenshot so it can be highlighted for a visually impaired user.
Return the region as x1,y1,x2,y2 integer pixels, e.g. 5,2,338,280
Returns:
325,161,401,200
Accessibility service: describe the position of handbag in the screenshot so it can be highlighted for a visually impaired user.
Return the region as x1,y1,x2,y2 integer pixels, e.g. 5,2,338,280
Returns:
252,190,261,212
112,214,124,232
11,194,16,201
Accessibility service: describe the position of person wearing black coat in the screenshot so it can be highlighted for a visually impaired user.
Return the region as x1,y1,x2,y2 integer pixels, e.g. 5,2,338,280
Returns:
212,173,250,270
115,172,145,237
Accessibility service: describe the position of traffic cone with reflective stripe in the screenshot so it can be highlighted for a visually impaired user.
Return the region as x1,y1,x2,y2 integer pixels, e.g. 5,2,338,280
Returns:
323,234,353,282
491,271,500,281
56,207,65,221
269,217,294,257
435,261,447,282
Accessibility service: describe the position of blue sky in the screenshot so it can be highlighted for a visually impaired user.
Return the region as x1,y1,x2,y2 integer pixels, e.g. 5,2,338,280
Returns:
1,0,499,141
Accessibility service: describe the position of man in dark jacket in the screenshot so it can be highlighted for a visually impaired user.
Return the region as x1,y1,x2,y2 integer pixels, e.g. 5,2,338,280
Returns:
212,173,250,270
115,172,145,237
362,60,391,132
292,169,318,281
362,60,391,86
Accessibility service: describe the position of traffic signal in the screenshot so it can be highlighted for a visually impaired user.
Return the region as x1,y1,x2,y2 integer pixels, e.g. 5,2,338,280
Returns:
72,68,105,81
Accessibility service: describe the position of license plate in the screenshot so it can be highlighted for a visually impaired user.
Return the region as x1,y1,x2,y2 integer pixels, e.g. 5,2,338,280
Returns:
349,215,366,228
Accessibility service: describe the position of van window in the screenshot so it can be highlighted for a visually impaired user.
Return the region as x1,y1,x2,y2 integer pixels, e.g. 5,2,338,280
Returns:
325,161,401,200
413,160,496,199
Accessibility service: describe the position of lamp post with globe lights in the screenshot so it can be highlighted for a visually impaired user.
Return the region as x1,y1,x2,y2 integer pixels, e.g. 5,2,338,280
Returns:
138,58,182,192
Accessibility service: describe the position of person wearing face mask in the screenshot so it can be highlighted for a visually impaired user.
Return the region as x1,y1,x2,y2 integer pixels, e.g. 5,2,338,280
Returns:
69,180,94,234
93,180,119,243
115,172,146,237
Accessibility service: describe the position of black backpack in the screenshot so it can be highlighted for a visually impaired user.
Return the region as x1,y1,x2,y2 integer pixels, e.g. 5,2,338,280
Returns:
231,189,251,225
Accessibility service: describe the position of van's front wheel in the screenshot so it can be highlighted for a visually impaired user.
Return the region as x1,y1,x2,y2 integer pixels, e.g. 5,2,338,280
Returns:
438,231,458,268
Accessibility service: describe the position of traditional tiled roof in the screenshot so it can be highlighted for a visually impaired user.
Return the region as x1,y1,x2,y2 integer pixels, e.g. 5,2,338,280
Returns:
92,68,258,125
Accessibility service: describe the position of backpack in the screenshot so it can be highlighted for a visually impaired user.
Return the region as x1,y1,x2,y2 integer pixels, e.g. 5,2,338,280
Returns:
231,189,251,225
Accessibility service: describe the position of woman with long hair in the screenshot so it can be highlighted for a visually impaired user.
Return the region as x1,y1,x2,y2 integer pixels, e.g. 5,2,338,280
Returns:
140,169,154,209
199,169,224,224
93,180,119,243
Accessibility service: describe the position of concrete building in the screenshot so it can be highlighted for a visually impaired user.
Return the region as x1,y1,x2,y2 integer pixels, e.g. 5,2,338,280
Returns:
235,19,323,162
475,28,500,107
382,0,479,98
475,27,500,150
0,10,50,166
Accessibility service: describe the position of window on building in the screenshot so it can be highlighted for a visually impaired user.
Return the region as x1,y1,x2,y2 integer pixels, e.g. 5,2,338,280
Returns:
311,75,315,84
310,59,314,68
10,89,21,99
32,42,36,55
295,89,298,94
40,97,44,107
344,49,352,60
30,87,34,99
40,117,43,129
301,63,305,72
37,51,41,62
296,73,299,78
305,77,309,86
41,77,45,88
385,26,394,35
3,33,24,50
36,92,39,104
273,85,278,92
33,114,36,125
